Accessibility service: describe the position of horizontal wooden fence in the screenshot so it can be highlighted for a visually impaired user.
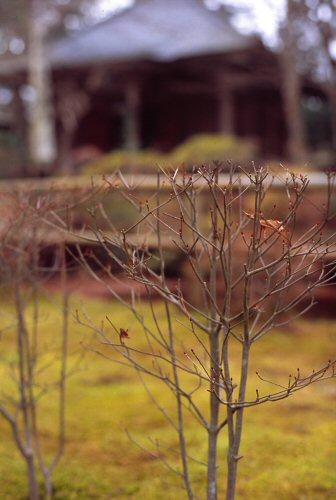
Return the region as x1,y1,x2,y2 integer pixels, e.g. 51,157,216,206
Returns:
0,172,330,193
0,172,332,251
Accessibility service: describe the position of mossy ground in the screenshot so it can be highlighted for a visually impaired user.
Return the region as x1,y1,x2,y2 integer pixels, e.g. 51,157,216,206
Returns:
0,295,334,499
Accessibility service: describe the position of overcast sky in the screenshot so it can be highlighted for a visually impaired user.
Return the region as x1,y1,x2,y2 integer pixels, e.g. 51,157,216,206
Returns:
95,0,286,46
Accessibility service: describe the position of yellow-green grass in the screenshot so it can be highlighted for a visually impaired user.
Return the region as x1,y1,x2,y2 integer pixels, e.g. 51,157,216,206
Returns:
0,295,335,499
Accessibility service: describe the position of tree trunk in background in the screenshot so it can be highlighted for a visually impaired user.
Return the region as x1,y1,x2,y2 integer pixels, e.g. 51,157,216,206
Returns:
27,0,57,172
280,0,308,163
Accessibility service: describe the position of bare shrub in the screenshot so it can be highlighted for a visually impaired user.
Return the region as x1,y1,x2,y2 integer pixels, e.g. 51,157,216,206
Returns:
0,191,72,500
73,165,335,500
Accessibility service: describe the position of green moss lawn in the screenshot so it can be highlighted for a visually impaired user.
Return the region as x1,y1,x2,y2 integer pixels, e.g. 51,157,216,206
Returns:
0,295,335,499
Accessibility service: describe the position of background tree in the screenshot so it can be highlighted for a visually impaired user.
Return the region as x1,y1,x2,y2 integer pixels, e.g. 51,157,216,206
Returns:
280,0,308,162
225,0,335,161
26,0,57,170
0,0,100,172
295,0,336,149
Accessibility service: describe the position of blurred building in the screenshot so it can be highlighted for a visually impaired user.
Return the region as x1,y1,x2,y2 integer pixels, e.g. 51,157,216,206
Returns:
50,0,288,158
0,0,325,168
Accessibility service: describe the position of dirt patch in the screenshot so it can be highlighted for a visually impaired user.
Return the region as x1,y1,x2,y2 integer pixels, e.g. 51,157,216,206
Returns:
81,373,131,386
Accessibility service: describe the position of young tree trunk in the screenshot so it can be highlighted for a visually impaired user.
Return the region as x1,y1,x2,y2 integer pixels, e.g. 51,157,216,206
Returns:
280,0,308,163
26,451,40,500
27,0,57,171
207,330,220,500
226,344,250,500
44,472,53,500
207,192,220,500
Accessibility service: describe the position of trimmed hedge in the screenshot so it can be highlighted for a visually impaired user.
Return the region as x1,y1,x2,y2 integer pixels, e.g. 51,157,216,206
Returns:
82,134,258,174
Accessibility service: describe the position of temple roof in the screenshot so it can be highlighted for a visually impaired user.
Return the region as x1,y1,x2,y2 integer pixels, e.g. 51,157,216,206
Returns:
0,0,256,75
50,0,254,67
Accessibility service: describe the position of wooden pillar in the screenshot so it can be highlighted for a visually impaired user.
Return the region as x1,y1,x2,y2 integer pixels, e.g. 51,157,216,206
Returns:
9,83,30,176
57,81,90,173
124,79,141,151
218,84,234,135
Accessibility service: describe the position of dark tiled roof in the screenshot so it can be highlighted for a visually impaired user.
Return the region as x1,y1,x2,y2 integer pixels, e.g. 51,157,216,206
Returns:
50,0,253,67
0,0,255,75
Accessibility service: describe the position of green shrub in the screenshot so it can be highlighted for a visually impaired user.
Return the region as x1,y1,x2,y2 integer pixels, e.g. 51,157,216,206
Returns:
83,149,169,175
82,134,258,175
170,134,257,166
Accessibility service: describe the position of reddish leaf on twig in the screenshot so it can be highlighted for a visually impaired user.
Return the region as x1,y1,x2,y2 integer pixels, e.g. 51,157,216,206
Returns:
119,328,130,344
244,211,290,244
